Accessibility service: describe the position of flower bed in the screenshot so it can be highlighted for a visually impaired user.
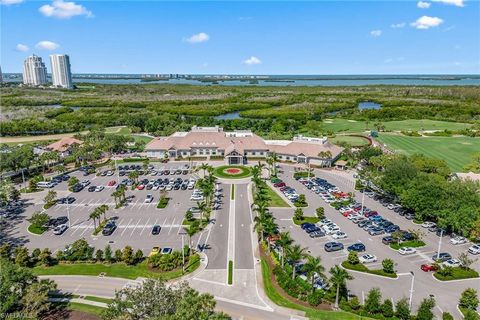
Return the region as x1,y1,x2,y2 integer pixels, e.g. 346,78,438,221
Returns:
212,165,252,179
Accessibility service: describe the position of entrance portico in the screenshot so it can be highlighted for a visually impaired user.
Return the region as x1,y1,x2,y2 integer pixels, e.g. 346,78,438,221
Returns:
225,150,244,165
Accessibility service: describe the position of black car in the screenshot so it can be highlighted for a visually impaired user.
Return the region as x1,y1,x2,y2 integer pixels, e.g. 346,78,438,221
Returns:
401,232,415,241
301,223,315,230
102,222,117,236
72,184,84,192
309,231,325,238
50,216,68,227
62,175,70,181
324,242,344,252
182,170,189,175
181,184,188,190
347,243,366,252
152,225,161,235
436,228,448,237
88,186,96,192
173,184,181,190
64,196,75,204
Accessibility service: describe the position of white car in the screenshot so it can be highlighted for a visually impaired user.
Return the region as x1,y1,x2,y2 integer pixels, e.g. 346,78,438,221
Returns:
145,194,154,203
95,186,104,192
190,195,204,201
165,185,173,191
325,226,340,235
152,185,160,191
359,254,378,264
53,224,68,235
398,247,417,255
443,259,460,267
450,236,467,245
468,244,480,255
387,204,396,210
332,231,348,240
421,221,436,228
106,171,114,176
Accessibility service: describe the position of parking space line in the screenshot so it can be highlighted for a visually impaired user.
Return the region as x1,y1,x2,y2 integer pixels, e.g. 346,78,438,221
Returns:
121,219,133,236
168,218,176,235
130,218,142,237
161,216,168,227
140,218,150,236
79,221,93,236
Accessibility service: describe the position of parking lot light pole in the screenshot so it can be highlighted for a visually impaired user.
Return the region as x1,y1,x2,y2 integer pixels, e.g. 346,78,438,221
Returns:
67,200,71,228
437,229,444,260
361,187,365,216
409,271,415,311
181,235,185,274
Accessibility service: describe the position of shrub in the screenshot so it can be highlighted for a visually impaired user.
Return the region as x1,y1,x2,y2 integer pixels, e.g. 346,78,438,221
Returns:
459,288,479,310
39,248,52,266
442,312,454,320
307,291,324,306
148,251,183,271
364,287,382,314
28,212,50,228
416,297,435,320
382,259,395,274
381,299,394,318
348,251,360,265
316,207,325,219
349,296,361,311
134,249,144,264
114,249,122,262
294,208,304,221
294,194,308,207
122,246,135,265
95,249,104,262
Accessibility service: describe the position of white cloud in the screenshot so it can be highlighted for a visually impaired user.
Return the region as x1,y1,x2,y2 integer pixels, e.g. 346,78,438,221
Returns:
35,40,60,50
15,43,29,52
417,1,431,8
243,56,261,65
185,32,209,44
1,0,23,5
391,22,406,28
410,16,444,29
39,0,93,19
370,30,382,37
431,0,465,7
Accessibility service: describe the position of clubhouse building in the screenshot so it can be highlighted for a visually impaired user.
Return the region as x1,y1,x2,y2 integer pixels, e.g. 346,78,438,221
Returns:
145,126,343,166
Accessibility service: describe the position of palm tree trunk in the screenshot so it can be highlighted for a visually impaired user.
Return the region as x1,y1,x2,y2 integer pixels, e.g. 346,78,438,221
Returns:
292,264,296,280
281,247,284,268
311,276,315,293
335,284,340,309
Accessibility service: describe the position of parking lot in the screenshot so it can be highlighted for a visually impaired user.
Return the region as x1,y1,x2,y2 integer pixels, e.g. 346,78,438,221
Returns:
6,162,223,255
269,164,480,316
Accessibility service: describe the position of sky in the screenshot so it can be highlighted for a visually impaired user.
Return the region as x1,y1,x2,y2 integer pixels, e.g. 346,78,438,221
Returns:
1,0,479,74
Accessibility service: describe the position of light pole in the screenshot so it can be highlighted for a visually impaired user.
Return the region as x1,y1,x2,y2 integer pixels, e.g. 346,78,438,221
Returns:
408,271,415,311
437,229,444,260
67,199,71,228
361,186,365,216
21,169,26,191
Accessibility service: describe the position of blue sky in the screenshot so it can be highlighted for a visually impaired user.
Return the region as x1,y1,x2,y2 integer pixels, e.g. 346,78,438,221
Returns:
1,0,479,74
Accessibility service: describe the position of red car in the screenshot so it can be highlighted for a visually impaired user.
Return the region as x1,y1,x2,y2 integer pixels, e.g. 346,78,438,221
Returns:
136,184,145,190
274,182,286,188
421,264,438,272
342,210,354,217
107,180,116,186
364,211,378,217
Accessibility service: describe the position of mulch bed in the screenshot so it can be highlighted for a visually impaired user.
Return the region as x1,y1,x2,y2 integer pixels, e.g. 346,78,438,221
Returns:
44,309,100,320
259,246,332,311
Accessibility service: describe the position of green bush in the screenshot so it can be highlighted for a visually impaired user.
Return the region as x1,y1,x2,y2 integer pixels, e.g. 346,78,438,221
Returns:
157,197,170,209
434,267,479,281
148,251,183,271
347,252,360,265
307,291,324,306
382,259,395,274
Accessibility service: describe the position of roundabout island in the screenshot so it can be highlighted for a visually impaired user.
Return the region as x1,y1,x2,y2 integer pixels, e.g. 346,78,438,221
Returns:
212,165,252,179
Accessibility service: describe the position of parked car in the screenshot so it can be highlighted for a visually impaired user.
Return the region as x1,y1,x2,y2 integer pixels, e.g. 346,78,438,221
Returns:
49,216,68,227
274,182,286,188
347,243,366,252
53,224,68,235
368,227,384,236
398,247,417,255
161,247,172,254
149,247,160,256
95,186,104,192
443,259,460,268
88,186,96,192
332,231,348,240
324,242,344,252
421,221,436,228
359,254,377,264
450,236,467,245
151,225,161,235
145,194,154,203
137,185,145,190
468,244,480,255
382,236,393,245
432,252,452,262
421,264,438,272
71,184,84,192
102,221,116,236
107,180,116,186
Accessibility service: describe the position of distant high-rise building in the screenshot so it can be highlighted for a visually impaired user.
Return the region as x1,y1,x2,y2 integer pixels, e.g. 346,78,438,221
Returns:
0,65,3,83
50,54,73,89
23,55,48,86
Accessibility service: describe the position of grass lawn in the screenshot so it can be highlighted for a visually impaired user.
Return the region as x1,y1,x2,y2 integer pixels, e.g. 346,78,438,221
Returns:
32,255,200,280
231,184,235,200
228,260,233,285
213,165,252,179
341,261,397,278
434,267,479,281
28,224,47,235
293,171,315,179
330,135,370,146
376,133,480,172
261,258,372,320
83,296,114,304
266,185,290,207
322,119,471,134
293,216,320,225
66,302,105,316
390,240,426,250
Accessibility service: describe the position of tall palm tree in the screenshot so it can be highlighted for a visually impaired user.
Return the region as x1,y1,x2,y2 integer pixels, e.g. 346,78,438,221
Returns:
89,208,101,229
197,201,207,222
128,170,139,183
198,163,210,177
98,204,109,220
270,153,278,176
184,222,199,256
117,184,126,202
287,244,307,280
266,157,274,177
253,214,270,242
276,231,293,268
329,265,353,309
303,256,325,293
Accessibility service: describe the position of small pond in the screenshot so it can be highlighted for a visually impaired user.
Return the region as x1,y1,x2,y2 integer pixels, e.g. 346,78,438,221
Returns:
358,101,382,110
214,111,242,120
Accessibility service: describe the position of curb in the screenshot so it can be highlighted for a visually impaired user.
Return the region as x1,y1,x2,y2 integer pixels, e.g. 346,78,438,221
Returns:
339,264,399,280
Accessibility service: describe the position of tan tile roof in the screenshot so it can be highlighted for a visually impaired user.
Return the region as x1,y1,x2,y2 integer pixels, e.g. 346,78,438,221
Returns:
268,141,343,159
46,137,83,152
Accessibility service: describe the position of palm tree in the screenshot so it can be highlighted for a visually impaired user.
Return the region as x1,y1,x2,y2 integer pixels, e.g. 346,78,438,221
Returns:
111,190,119,206
184,222,199,256
198,163,210,177
329,265,353,309
270,153,278,176
128,170,139,183
98,204,109,220
197,201,207,222
303,256,325,293
276,231,293,268
266,157,274,177
117,184,126,202
287,244,307,280
89,208,101,229
253,213,270,242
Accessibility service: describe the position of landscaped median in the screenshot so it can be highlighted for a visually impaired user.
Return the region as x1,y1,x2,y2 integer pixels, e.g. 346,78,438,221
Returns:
33,254,200,280
389,240,426,250
433,267,479,281
293,216,320,225
341,261,397,279
266,184,290,207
